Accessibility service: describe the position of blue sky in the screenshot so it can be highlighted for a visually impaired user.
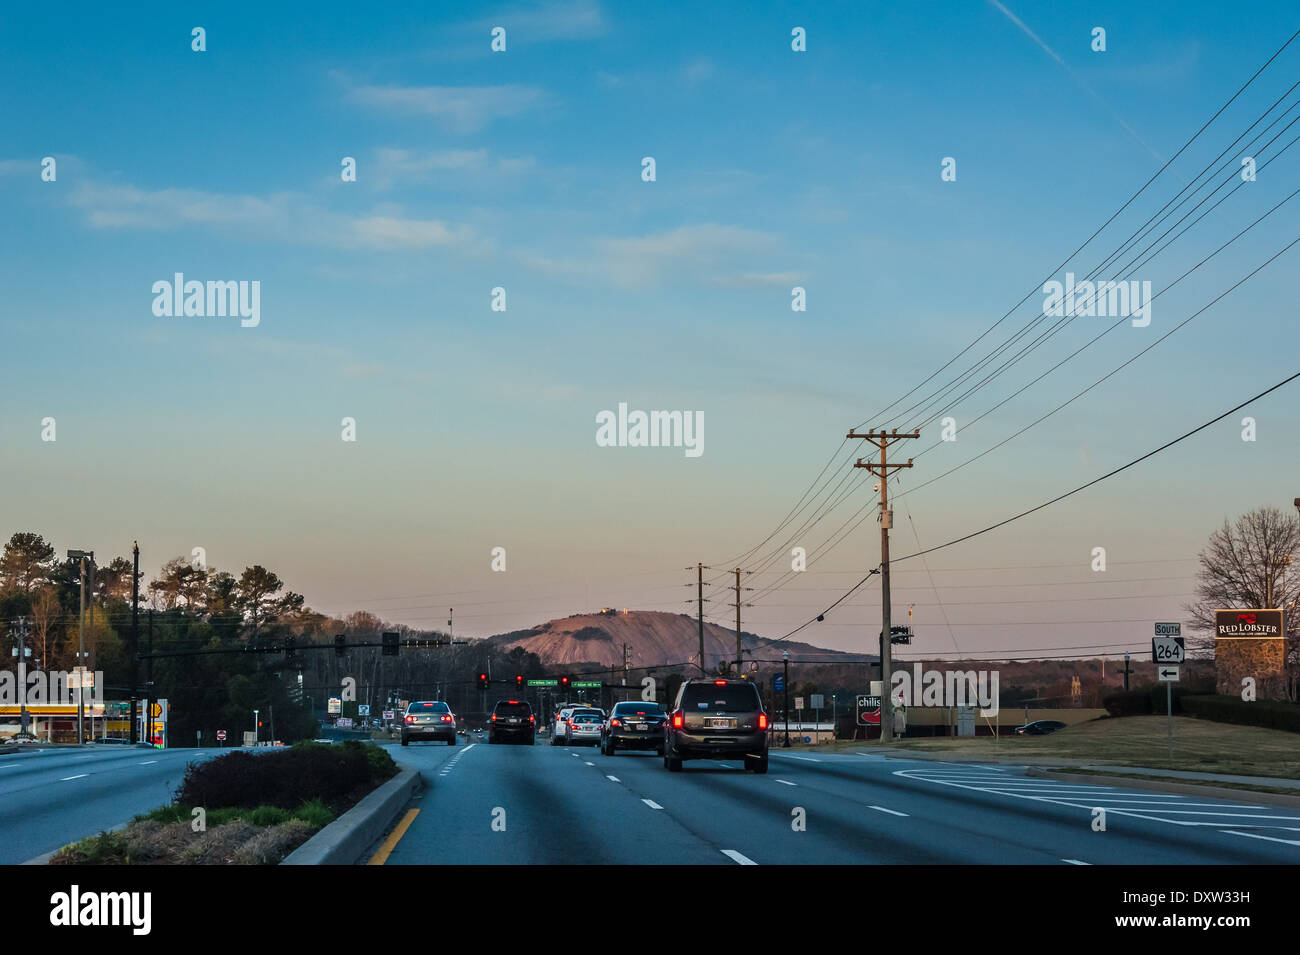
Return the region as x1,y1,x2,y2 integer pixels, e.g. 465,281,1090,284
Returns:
2,0,1297,661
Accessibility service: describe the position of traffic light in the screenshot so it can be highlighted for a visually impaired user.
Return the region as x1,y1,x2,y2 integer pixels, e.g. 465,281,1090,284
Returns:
560,675,571,691
478,673,489,691
284,635,296,660
515,674,524,688
382,632,399,656
335,635,346,657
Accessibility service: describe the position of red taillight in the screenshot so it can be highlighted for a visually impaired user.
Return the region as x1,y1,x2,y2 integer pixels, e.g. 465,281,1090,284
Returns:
758,713,768,730
441,715,452,722
529,715,535,723
491,714,497,721
508,700,518,704
404,715,415,723
610,718,621,727
672,712,683,728
714,680,727,685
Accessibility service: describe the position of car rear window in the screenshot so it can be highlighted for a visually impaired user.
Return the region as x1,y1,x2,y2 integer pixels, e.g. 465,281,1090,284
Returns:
572,714,601,723
494,702,531,716
613,702,663,716
681,684,761,712
408,701,449,713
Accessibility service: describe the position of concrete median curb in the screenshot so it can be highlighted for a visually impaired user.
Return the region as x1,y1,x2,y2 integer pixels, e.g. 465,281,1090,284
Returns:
1025,768,1300,808
280,764,421,866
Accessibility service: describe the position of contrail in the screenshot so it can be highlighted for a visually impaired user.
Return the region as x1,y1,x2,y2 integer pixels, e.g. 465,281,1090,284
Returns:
987,0,1167,164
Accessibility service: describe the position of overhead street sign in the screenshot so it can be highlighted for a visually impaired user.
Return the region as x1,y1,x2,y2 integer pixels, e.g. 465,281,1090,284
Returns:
1154,622,1182,637
1152,636,1186,665
527,679,558,687
572,681,601,688
1158,667,1180,682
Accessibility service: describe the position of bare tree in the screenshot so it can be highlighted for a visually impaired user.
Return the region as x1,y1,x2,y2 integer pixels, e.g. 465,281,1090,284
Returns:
1184,505,1300,697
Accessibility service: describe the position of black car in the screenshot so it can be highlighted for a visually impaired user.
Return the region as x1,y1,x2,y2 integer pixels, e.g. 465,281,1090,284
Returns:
489,700,536,744
401,700,458,745
601,700,666,755
663,679,768,773
1014,719,1067,736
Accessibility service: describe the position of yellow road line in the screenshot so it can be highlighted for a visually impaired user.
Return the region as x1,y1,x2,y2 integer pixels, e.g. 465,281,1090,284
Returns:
366,808,419,865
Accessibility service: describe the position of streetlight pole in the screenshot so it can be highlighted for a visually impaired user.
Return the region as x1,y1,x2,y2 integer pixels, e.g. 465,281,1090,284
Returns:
782,650,791,748
68,549,94,743
253,709,259,746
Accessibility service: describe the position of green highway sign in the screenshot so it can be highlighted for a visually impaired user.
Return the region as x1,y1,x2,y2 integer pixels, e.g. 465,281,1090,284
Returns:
526,679,558,687
572,681,602,688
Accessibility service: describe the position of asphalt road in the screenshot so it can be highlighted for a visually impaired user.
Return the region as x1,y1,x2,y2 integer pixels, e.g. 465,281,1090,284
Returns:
0,745,219,864
376,736,1300,864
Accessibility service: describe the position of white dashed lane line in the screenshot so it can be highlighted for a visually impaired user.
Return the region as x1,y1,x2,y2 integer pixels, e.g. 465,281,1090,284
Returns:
60,774,88,781
139,760,157,765
773,754,822,763
869,805,908,817
642,799,664,810
1063,859,1092,865
775,779,797,786
437,743,475,777
1221,830,1300,846
606,775,620,782
722,849,757,865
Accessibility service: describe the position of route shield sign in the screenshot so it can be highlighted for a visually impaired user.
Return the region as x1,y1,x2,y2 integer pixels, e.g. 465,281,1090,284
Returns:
1152,636,1185,665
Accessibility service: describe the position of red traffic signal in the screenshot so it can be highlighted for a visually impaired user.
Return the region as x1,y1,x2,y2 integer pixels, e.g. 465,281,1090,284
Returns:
478,673,489,690
515,675,524,687
560,675,571,689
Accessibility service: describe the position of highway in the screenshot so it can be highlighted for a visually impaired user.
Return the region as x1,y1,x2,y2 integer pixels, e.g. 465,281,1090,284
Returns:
0,745,218,864
376,737,1300,865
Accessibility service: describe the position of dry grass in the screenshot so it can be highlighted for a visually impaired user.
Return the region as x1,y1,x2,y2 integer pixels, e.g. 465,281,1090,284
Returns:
53,817,319,865
794,716,1300,779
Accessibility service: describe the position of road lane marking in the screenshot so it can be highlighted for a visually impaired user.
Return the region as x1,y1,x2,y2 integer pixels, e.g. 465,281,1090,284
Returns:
869,806,908,816
1063,859,1091,865
1221,830,1300,846
139,760,158,765
775,779,797,786
773,754,822,762
60,774,88,780
642,799,663,810
585,761,594,766
367,809,420,865
606,775,620,782
722,849,757,865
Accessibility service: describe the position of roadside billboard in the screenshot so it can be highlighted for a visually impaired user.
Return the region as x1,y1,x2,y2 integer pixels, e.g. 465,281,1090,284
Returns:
1214,609,1286,698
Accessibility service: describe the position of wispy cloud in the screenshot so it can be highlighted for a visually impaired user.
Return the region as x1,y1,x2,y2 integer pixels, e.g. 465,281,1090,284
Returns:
346,82,550,132
475,0,608,42
523,223,802,288
371,147,536,190
67,180,476,251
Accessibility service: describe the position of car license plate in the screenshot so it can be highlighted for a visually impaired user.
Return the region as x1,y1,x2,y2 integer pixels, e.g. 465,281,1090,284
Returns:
707,718,731,728
508,718,519,724
634,723,647,731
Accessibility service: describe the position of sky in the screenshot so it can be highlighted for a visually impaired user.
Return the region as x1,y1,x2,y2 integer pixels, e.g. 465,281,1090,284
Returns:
1,0,1297,665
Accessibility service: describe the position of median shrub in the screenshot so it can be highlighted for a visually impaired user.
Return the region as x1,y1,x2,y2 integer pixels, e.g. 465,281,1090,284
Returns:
1102,689,1154,716
175,741,396,814
1182,695,1300,734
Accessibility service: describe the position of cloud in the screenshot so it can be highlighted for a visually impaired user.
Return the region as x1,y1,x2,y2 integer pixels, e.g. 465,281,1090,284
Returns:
475,0,608,42
347,82,549,132
371,147,536,189
524,224,799,288
67,180,474,251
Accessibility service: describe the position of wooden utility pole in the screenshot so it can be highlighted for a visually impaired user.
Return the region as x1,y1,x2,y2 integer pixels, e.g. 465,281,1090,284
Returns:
733,568,751,677
686,563,710,674
847,427,921,743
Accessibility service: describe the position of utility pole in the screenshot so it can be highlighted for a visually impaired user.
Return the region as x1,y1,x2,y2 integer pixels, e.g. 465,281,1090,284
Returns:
130,542,139,744
848,428,920,744
733,568,752,678
685,563,710,675
782,650,791,748
145,610,154,745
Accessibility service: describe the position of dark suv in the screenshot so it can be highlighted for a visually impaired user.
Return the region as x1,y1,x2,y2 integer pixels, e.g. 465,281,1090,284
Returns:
489,700,536,745
601,700,666,755
663,679,768,773
402,700,457,745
